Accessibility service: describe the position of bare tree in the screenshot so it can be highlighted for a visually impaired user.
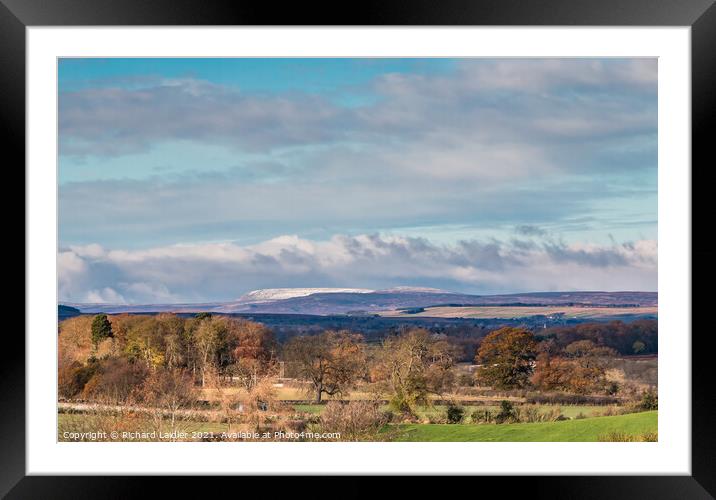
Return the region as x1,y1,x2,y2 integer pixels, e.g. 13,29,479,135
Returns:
372,328,457,414
284,331,365,403
140,368,197,438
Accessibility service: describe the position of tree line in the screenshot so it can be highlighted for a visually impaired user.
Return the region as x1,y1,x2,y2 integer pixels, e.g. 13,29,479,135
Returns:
59,313,656,416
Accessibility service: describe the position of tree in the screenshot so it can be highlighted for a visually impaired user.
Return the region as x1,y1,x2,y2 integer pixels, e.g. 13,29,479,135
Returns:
532,340,617,394
225,319,277,390
124,316,165,370
155,314,186,369
59,315,96,365
80,356,149,404
140,368,197,437
632,340,646,354
91,314,113,349
475,327,537,389
531,353,574,392
564,339,615,359
192,316,223,387
372,328,457,413
284,331,365,403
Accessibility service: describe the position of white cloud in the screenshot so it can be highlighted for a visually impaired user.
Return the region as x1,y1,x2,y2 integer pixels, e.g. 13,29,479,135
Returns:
58,233,657,304
84,287,126,304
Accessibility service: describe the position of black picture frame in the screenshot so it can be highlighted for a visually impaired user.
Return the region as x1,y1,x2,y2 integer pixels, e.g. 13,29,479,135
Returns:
5,0,714,496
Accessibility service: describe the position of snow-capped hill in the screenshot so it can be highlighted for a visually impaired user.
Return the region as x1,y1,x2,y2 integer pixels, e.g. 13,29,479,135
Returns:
239,287,375,303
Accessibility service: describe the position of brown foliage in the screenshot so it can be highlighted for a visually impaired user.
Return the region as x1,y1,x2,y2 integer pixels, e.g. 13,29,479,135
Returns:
81,356,149,404
475,327,537,389
531,340,616,395
320,400,389,441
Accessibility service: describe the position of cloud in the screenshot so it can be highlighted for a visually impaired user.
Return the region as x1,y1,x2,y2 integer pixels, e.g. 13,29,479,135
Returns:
515,225,547,237
58,58,658,273
59,79,349,157
58,233,657,303
59,59,656,161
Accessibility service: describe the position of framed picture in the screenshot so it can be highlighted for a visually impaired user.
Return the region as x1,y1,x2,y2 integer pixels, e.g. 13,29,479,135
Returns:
7,0,714,495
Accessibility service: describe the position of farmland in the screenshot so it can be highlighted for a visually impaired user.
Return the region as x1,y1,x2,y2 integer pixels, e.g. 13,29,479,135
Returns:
381,305,657,320
57,312,658,442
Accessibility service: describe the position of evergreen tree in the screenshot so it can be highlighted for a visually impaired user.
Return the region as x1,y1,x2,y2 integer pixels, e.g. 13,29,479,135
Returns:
91,314,113,348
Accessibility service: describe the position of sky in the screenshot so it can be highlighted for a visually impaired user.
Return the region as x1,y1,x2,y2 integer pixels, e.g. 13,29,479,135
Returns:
58,58,658,304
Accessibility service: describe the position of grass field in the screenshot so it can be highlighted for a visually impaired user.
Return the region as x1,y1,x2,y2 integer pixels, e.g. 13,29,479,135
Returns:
58,410,656,441
394,411,657,442
381,305,658,319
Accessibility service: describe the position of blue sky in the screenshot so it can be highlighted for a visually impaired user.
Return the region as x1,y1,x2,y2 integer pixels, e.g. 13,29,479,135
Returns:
58,58,657,303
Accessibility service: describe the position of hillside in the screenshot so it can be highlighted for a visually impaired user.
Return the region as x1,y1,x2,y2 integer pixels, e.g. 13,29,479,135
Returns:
58,304,81,320
62,289,657,317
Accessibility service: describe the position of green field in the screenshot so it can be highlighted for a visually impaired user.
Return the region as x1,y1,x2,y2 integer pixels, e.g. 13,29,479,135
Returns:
59,410,657,442
394,411,657,442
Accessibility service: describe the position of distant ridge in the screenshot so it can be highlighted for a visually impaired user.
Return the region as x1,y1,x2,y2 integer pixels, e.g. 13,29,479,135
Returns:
377,286,451,294
62,289,657,316
58,304,81,320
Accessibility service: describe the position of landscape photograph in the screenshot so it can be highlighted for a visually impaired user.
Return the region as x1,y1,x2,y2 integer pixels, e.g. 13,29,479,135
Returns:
57,57,658,442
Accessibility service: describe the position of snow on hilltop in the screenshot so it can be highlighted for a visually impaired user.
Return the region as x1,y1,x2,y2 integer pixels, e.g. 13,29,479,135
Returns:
239,287,375,303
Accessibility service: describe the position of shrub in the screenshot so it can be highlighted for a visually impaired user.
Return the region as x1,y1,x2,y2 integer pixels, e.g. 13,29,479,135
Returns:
445,404,465,424
516,405,564,423
59,359,101,399
495,400,518,424
457,373,475,387
599,431,634,441
598,431,658,442
639,389,658,410
517,405,542,423
640,431,658,442
81,357,149,404
470,409,495,424
320,401,389,441
381,410,396,424
427,413,447,424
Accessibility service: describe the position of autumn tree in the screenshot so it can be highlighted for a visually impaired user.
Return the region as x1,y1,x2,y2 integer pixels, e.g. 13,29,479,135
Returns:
532,340,617,394
191,315,223,387
140,368,197,437
155,314,186,369
372,328,457,413
284,331,365,403
531,354,574,393
564,340,616,394
475,327,537,389
80,356,149,404
241,377,279,433
225,319,277,390
59,315,96,366
124,316,165,370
